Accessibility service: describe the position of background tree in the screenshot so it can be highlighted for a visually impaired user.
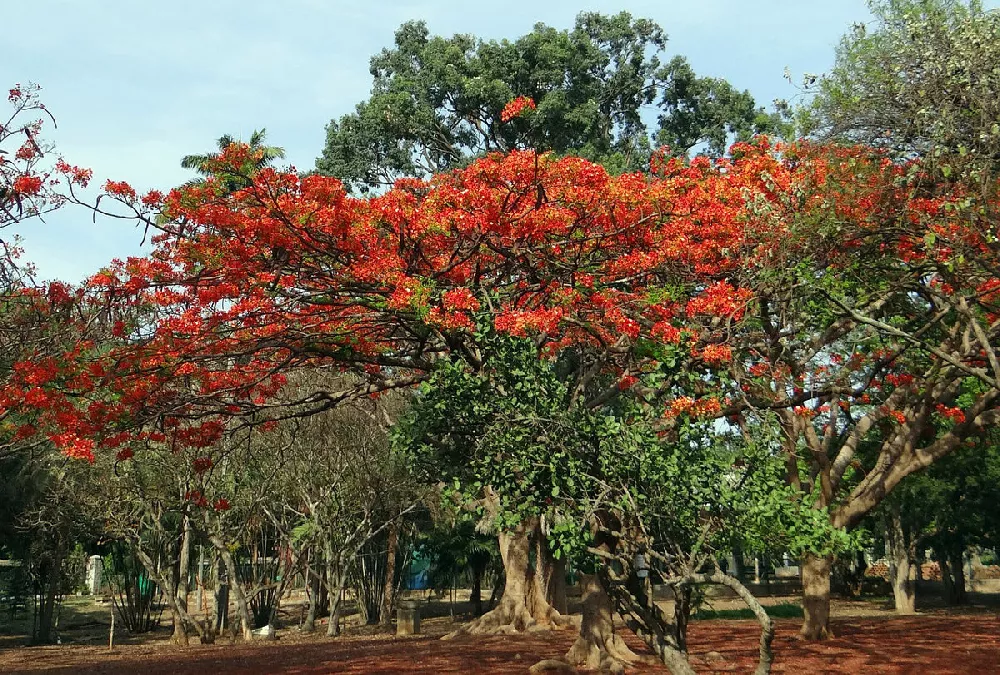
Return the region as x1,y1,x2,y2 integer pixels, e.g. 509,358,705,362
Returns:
179,129,286,191
801,0,1000,185
873,429,1000,611
316,12,776,192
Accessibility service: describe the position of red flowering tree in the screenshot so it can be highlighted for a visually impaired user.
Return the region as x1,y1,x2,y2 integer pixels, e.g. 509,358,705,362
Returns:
11,124,1000,655
699,145,1000,639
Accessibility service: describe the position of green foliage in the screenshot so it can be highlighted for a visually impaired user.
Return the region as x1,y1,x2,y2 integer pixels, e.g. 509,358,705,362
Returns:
717,423,858,559
418,519,499,593
316,12,776,192
801,0,1000,182
396,317,849,565
179,128,286,192
398,323,606,551
877,428,1000,555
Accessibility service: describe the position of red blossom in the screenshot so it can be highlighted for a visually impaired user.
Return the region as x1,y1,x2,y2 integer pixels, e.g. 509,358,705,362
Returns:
501,96,536,122
104,179,137,201
12,174,42,195
192,456,214,473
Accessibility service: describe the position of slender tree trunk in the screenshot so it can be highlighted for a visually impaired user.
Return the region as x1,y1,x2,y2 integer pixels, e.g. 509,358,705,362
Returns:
211,537,253,641
732,542,746,582
210,551,219,623
303,558,321,633
196,545,205,613
266,548,296,631
949,549,967,605
326,557,348,638
173,515,193,643
939,554,956,603
887,507,915,614
487,569,502,611
133,544,207,644
799,553,833,640
35,555,62,644
470,559,485,617
379,520,398,628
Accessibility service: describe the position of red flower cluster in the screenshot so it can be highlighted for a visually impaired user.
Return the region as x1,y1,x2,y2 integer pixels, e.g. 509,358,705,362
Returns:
664,396,722,420
103,179,137,201
12,174,42,195
501,96,536,122
935,404,966,424
192,456,214,473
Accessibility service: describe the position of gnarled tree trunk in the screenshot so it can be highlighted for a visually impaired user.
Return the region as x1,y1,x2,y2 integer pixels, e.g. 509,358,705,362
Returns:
444,518,568,637
537,534,567,615
799,553,833,640
563,574,646,675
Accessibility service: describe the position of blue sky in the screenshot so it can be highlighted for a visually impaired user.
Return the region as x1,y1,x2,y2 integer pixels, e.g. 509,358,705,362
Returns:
5,0,881,282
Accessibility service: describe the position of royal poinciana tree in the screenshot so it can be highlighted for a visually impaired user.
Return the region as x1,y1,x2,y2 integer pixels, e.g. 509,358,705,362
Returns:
7,99,1000,651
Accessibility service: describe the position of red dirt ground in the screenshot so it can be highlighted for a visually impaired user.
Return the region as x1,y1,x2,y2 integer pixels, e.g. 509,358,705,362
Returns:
1,613,998,674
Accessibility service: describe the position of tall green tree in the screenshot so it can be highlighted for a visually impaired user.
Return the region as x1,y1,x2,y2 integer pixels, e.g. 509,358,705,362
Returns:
801,0,1000,182
316,12,776,192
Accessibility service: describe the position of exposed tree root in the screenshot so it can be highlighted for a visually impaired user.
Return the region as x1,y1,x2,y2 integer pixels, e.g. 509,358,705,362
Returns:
443,518,571,639
562,574,654,674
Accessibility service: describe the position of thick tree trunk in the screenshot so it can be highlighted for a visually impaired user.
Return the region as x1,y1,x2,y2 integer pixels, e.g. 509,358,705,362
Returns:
799,553,833,640
562,574,647,675
443,520,568,637
887,508,915,614
673,586,692,653
379,520,398,628
537,535,568,615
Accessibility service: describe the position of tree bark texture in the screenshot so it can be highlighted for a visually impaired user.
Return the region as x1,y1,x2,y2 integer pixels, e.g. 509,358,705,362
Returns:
799,553,833,640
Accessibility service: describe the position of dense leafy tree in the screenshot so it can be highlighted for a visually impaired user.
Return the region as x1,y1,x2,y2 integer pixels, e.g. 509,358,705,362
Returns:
801,0,1000,183
316,13,776,192
398,325,844,672
875,430,1000,611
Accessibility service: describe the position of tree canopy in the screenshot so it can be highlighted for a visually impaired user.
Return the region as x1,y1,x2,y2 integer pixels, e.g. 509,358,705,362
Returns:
316,12,777,192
